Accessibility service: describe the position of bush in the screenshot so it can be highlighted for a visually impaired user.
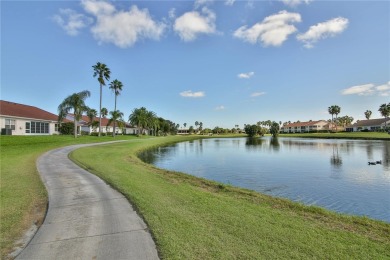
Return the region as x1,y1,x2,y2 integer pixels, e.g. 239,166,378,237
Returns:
90,132,107,136
59,122,74,135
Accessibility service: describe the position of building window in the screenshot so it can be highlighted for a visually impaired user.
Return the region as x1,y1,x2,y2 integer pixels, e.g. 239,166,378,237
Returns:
55,124,59,132
29,121,49,134
5,119,15,130
26,122,31,133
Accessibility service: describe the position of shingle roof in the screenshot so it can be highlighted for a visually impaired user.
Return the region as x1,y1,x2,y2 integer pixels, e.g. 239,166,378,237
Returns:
0,100,59,121
69,114,133,128
351,118,390,127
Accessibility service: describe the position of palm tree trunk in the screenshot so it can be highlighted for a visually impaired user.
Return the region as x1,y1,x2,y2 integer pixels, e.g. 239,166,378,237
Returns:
113,96,117,137
99,83,102,137
74,117,77,138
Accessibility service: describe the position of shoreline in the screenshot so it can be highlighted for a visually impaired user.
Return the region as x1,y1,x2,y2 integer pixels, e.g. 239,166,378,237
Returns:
70,135,390,259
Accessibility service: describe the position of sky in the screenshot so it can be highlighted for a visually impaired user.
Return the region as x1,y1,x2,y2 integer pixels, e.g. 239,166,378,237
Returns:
1,0,389,129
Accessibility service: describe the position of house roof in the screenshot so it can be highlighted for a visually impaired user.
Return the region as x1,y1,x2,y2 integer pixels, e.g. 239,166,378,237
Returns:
68,114,133,128
0,100,60,122
351,118,390,127
282,120,328,128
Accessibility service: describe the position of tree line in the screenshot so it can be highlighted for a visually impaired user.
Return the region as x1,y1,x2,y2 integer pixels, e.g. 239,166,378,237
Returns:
58,62,178,138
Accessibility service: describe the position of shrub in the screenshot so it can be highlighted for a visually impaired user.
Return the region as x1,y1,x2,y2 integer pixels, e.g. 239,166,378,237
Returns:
59,122,74,135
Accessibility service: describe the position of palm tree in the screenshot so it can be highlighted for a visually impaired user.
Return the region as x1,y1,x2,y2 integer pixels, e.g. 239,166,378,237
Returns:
129,107,150,135
195,121,199,132
379,103,390,129
334,105,341,127
364,110,372,120
101,107,108,118
92,62,111,137
58,90,91,138
328,105,341,132
108,110,124,135
109,79,123,137
87,108,97,126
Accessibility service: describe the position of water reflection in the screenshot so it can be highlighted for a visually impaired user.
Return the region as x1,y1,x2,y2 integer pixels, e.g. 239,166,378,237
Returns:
138,137,390,222
330,146,343,169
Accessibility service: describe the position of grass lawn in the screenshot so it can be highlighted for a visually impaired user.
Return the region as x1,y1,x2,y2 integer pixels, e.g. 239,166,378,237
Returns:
0,135,140,258
279,131,390,140
70,136,390,259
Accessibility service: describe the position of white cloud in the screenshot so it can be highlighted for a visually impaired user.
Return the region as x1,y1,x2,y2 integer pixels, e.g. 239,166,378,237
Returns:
233,10,301,47
251,92,266,97
82,0,115,16
215,105,225,110
194,0,214,9
297,17,349,48
376,81,390,96
180,90,205,98
174,7,217,42
225,0,235,6
238,72,255,79
81,1,166,48
52,8,93,36
281,0,312,7
341,84,375,96
168,8,176,19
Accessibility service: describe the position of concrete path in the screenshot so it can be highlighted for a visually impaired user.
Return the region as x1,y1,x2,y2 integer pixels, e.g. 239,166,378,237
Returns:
16,142,159,260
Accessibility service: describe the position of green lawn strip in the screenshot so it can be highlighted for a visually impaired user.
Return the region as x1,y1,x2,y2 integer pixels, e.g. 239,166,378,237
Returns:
71,136,390,259
278,132,390,140
0,135,139,258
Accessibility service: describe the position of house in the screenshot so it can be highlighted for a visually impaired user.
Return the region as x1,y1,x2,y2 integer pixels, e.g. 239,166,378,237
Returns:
0,100,61,135
345,118,390,132
281,120,335,133
66,114,150,135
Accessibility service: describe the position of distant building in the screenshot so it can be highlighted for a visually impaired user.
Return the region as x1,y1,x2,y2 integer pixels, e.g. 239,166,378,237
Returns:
0,100,61,135
65,114,150,135
281,120,335,133
345,118,390,132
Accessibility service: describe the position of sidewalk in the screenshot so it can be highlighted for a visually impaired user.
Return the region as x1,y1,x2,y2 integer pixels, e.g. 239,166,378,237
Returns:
16,142,159,260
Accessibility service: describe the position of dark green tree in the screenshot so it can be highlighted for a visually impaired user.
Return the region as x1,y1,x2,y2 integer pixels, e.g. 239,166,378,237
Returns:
269,121,280,137
58,90,91,138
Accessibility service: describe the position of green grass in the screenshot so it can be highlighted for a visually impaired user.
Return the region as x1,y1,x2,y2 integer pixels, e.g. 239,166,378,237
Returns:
70,136,390,259
0,135,140,258
279,132,390,140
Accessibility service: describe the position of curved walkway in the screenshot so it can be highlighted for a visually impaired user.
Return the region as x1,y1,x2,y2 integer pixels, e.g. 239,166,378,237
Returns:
16,142,159,260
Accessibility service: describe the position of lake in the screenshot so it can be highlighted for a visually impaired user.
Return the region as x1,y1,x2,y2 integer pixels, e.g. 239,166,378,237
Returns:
139,137,390,222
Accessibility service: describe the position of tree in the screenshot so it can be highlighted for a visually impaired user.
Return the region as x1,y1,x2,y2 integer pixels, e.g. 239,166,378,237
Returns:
379,103,390,129
199,122,203,132
364,110,372,120
92,62,111,137
328,105,341,132
109,79,123,137
269,121,280,137
128,107,156,135
108,110,124,135
244,124,260,137
195,121,199,132
58,90,91,138
183,123,187,129
101,107,108,118
87,108,97,126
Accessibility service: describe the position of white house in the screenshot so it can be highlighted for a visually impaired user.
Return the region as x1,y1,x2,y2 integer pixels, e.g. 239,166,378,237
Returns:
66,114,150,135
346,118,390,132
0,100,61,135
281,120,334,133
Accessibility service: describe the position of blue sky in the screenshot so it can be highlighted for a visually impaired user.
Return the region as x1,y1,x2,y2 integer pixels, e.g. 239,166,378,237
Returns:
2,0,389,129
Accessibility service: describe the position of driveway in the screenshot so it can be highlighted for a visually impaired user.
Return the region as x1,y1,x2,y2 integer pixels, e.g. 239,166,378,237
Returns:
16,142,159,260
